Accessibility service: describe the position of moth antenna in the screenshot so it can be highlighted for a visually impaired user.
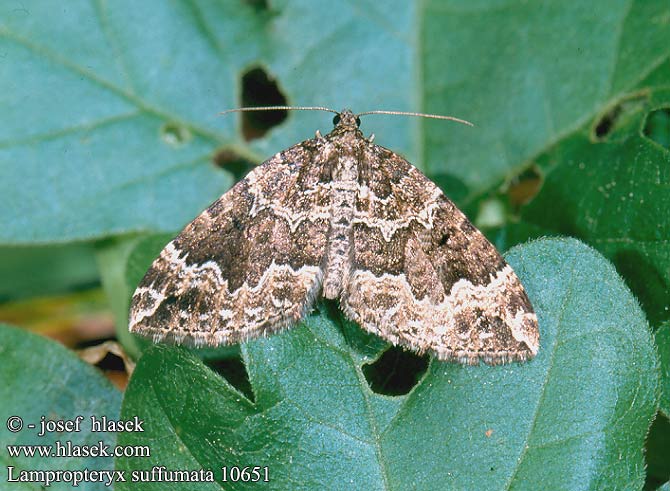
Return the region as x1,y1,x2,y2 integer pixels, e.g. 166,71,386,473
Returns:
357,110,474,127
220,106,339,116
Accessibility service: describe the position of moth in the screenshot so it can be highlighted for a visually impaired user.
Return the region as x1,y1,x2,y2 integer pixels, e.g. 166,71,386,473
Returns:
129,107,539,364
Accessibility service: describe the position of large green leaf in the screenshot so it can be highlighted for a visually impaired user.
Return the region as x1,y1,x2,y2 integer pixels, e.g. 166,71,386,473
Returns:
510,81,670,325
0,324,121,490
0,0,245,244
421,0,669,196
116,238,658,490
2,1,669,244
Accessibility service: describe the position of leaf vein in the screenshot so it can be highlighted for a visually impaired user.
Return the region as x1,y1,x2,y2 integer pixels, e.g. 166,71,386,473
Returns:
0,26,222,145
502,254,579,490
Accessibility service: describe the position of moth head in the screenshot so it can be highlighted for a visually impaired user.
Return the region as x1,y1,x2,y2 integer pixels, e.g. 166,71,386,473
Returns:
333,109,362,132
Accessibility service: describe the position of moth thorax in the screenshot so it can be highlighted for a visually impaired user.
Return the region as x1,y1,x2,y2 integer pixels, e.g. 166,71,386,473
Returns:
322,153,358,299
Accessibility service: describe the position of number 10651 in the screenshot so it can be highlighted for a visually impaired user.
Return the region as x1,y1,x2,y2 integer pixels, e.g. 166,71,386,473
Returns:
221,466,269,482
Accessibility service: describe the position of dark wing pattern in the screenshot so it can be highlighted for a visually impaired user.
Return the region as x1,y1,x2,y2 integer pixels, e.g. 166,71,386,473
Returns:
129,139,332,346
341,142,539,364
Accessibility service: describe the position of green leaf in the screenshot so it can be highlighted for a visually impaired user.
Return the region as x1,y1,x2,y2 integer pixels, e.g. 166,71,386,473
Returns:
0,0,246,244
0,324,121,490
508,78,670,325
116,238,658,490
657,322,670,417
421,0,669,198
2,1,669,244
0,244,99,301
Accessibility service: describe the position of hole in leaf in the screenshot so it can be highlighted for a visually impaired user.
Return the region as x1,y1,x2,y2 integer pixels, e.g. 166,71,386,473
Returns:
594,106,621,139
362,346,429,396
643,108,670,150
160,122,192,147
212,148,256,181
592,93,649,141
240,66,287,141
507,164,543,208
206,354,254,402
